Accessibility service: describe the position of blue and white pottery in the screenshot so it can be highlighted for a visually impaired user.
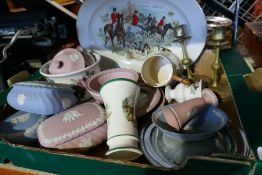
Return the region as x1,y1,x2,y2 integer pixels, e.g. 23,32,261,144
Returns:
140,119,248,168
0,111,48,145
152,105,228,141
7,81,78,115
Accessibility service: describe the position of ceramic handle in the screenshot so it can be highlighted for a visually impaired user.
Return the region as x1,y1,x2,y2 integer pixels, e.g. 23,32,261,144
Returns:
172,74,192,85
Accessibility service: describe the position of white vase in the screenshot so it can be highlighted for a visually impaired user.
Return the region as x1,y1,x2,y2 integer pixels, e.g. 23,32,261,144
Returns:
100,78,142,160
165,79,203,103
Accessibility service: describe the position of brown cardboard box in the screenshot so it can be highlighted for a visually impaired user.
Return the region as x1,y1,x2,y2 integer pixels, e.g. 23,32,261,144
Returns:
244,22,262,67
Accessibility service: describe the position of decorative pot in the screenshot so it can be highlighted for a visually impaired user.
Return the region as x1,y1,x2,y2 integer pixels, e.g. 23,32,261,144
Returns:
48,48,86,75
40,51,101,101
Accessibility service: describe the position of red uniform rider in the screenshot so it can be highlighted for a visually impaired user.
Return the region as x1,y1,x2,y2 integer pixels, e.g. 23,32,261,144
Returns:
158,16,165,27
131,10,139,26
111,8,119,24
111,8,119,35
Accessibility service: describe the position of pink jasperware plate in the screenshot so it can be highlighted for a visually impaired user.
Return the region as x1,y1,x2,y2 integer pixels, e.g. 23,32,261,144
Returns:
76,0,207,72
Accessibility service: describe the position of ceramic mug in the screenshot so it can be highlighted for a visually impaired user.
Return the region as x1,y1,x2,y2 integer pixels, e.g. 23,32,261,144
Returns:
141,55,191,87
165,79,203,103
100,78,142,160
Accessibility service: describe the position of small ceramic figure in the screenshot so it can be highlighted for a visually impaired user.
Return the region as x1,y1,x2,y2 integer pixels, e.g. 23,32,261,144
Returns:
165,79,203,103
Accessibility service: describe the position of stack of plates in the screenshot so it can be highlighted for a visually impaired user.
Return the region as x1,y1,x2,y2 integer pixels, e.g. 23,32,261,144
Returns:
140,106,249,168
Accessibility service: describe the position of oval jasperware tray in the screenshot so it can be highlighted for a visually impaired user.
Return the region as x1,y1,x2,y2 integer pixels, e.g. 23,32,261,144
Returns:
76,0,207,72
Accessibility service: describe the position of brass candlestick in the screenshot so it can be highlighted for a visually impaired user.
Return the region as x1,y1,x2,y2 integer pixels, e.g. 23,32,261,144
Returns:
211,27,224,88
207,26,231,100
211,44,221,88
173,24,192,79
173,25,211,86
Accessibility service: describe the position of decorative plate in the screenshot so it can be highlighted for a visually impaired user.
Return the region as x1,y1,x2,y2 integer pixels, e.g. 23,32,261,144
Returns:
76,0,207,72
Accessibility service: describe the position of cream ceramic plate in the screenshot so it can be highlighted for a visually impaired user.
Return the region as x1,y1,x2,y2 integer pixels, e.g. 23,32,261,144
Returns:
77,0,207,72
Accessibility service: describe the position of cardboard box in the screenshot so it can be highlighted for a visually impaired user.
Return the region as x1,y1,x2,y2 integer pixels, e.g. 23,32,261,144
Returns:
0,49,258,175
220,48,262,175
244,22,262,67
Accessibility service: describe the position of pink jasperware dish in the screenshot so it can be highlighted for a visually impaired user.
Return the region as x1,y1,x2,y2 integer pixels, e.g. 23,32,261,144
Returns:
85,68,139,102
37,103,107,150
136,84,162,118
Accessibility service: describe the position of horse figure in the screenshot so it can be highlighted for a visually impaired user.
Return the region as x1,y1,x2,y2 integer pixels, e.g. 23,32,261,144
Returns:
135,42,151,55
104,14,126,48
147,23,173,41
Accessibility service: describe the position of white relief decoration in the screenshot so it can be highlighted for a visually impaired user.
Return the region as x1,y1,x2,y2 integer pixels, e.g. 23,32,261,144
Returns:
11,113,31,124
40,103,106,145
61,97,72,109
78,137,93,148
17,93,26,105
37,124,45,138
24,116,47,136
69,53,80,62
63,110,83,123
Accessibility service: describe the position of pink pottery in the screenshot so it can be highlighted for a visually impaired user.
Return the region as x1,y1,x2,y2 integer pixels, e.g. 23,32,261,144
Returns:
85,68,139,102
161,88,218,131
49,48,85,75
37,103,107,150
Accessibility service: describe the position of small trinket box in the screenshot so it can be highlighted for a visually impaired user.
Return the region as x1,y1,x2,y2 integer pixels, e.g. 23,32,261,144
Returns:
7,81,78,115
0,111,48,145
37,103,107,150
